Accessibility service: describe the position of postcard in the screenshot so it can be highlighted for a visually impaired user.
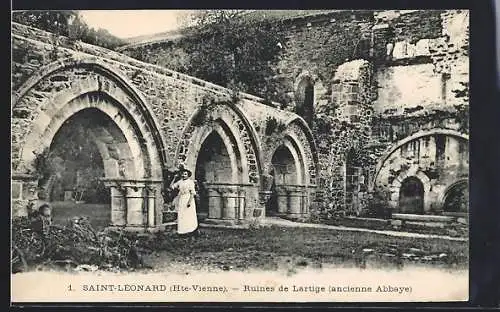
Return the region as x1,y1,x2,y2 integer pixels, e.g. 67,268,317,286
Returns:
11,9,469,303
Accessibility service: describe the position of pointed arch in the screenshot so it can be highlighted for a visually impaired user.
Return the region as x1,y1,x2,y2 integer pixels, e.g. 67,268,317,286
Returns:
11,58,168,227
12,57,168,178
176,102,262,185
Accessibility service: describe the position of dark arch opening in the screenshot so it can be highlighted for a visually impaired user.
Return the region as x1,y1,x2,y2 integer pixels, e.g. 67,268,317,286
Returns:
195,131,232,217
41,107,124,229
271,145,297,185
443,181,469,213
267,145,297,216
398,177,425,214
295,77,314,125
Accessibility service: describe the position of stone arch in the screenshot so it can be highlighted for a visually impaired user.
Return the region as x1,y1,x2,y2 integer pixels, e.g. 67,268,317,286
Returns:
439,179,469,212
262,117,317,217
270,136,306,186
12,58,168,179
370,129,469,191
283,117,318,186
388,168,432,212
294,71,315,125
175,104,263,221
11,59,167,228
176,102,262,185
186,119,245,184
267,135,309,217
22,94,146,179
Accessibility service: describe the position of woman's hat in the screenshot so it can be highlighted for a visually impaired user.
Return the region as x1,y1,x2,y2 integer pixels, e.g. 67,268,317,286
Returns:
179,168,192,177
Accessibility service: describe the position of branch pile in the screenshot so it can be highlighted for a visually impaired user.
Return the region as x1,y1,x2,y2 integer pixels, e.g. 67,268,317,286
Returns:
12,216,151,273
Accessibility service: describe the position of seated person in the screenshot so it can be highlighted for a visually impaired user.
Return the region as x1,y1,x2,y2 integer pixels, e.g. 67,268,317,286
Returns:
30,203,53,236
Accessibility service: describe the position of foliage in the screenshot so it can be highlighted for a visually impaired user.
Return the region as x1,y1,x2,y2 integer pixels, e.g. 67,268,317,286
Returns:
142,10,288,103
12,10,126,50
314,114,334,135
33,123,107,202
12,10,77,36
264,116,286,136
12,216,150,272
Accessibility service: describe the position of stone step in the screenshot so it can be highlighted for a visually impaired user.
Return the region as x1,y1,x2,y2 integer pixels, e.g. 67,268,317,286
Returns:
391,213,455,223
443,212,468,218
405,221,447,228
344,216,390,227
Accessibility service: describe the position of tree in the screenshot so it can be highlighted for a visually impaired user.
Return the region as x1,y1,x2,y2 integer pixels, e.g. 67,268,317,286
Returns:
12,10,126,50
12,10,78,36
178,10,289,103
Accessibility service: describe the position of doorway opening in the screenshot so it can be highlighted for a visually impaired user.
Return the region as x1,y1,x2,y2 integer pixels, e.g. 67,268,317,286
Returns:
195,131,233,218
398,177,425,214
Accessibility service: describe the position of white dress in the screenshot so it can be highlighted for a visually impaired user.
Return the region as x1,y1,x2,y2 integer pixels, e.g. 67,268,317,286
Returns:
172,179,198,234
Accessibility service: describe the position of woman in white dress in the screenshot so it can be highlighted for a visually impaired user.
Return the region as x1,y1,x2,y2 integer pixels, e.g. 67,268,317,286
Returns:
169,168,200,237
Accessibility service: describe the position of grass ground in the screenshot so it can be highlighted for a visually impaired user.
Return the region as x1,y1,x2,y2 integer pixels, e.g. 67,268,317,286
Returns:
46,201,468,273
50,201,110,230
140,226,468,273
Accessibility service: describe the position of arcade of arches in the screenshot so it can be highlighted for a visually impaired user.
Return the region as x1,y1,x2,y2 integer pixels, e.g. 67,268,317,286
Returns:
11,61,469,229
11,20,469,230
11,60,318,229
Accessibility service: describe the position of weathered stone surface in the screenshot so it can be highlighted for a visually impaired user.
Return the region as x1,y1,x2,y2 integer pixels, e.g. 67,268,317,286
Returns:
11,22,318,226
11,9,469,226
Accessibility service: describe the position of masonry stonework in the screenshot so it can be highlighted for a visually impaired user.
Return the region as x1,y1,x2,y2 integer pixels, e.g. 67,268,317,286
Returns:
11,22,318,229
12,9,470,228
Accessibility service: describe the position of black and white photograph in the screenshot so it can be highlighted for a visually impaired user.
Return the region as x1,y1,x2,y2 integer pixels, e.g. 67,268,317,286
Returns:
10,9,470,302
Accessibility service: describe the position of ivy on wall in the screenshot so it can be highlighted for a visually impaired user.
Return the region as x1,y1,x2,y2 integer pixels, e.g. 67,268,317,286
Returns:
122,12,372,107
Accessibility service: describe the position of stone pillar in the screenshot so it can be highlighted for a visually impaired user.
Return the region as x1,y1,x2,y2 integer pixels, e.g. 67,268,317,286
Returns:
288,185,306,216
275,186,289,215
145,185,156,227
222,192,236,220
125,185,145,226
207,186,222,219
109,185,126,226
221,186,238,220
237,188,246,220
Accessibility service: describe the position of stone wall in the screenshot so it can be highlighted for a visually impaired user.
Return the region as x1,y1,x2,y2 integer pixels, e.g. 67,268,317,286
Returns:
365,9,469,215
119,9,469,217
12,9,470,221
11,22,317,223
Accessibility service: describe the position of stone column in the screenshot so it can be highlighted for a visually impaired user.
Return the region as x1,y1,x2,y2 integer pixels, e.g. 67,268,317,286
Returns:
221,186,237,220
109,185,126,226
288,185,305,216
125,185,145,226
275,186,289,215
207,185,222,219
145,185,156,227
237,188,246,220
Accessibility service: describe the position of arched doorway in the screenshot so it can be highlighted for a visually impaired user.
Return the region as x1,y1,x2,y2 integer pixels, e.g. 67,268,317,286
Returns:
195,131,233,218
398,177,425,214
268,145,298,216
41,107,116,229
443,180,469,213
194,127,244,220
12,61,167,230
295,76,314,125
267,140,307,217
